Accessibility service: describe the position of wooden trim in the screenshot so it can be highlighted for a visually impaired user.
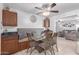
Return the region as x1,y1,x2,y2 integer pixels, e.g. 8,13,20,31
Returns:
43,17,50,28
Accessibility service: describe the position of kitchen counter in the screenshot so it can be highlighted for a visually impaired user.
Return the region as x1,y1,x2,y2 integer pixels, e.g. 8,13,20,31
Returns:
1,32,19,55
2,32,18,36
19,37,28,43
1,32,30,54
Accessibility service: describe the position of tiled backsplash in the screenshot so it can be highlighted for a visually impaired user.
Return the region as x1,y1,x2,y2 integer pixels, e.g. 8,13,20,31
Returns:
3,27,17,32
18,28,44,40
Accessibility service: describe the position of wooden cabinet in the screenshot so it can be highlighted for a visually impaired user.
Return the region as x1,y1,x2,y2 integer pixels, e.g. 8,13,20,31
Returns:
19,41,30,51
2,10,17,26
1,34,19,55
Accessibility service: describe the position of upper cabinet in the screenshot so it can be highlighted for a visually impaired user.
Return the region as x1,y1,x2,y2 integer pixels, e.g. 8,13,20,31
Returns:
2,10,17,26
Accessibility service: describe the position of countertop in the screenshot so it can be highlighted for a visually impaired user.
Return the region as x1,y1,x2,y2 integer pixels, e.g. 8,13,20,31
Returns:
19,37,28,43
1,32,29,43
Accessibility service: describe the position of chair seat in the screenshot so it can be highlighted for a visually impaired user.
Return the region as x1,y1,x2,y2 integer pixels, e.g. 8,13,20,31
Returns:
35,46,44,53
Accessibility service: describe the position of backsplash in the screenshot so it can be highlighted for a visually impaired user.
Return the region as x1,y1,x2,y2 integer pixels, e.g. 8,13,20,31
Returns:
3,27,17,32
18,28,44,40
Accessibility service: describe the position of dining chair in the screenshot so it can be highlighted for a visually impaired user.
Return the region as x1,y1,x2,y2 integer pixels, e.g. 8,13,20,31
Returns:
26,33,37,54
49,33,58,54
26,31,58,55
39,30,58,55
26,32,49,55
26,32,45,54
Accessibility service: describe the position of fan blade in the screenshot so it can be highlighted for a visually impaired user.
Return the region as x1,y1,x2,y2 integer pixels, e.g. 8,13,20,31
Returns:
36,12,43,15
35,7,42,10
50,10,59,13
51,3,56,8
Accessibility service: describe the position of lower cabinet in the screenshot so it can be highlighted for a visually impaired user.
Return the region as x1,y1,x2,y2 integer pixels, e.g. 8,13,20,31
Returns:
1,35,19,55
1,34,30,55
19,41,30,51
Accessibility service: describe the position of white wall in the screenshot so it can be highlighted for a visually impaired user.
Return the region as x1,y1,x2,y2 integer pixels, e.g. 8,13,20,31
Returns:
50,9,79,32
9,8,44,28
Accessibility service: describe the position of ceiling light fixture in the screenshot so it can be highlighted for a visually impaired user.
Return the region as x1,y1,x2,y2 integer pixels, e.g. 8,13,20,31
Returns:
42,11,50,16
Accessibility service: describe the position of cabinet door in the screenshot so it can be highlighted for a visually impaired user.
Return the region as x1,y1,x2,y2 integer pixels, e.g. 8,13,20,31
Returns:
1,36,19,55
2,10,17,26
19,41,30,51
3,40,18,54
19,41,27,50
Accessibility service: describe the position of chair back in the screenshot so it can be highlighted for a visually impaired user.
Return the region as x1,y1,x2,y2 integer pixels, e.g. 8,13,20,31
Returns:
44,32,57,47
27,33,37,47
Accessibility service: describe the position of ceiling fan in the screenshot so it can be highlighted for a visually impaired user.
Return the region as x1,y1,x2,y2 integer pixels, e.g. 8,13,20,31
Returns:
35,3,59,16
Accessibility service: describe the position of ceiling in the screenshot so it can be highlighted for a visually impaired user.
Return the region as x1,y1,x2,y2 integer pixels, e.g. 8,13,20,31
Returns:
3,3,79,16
